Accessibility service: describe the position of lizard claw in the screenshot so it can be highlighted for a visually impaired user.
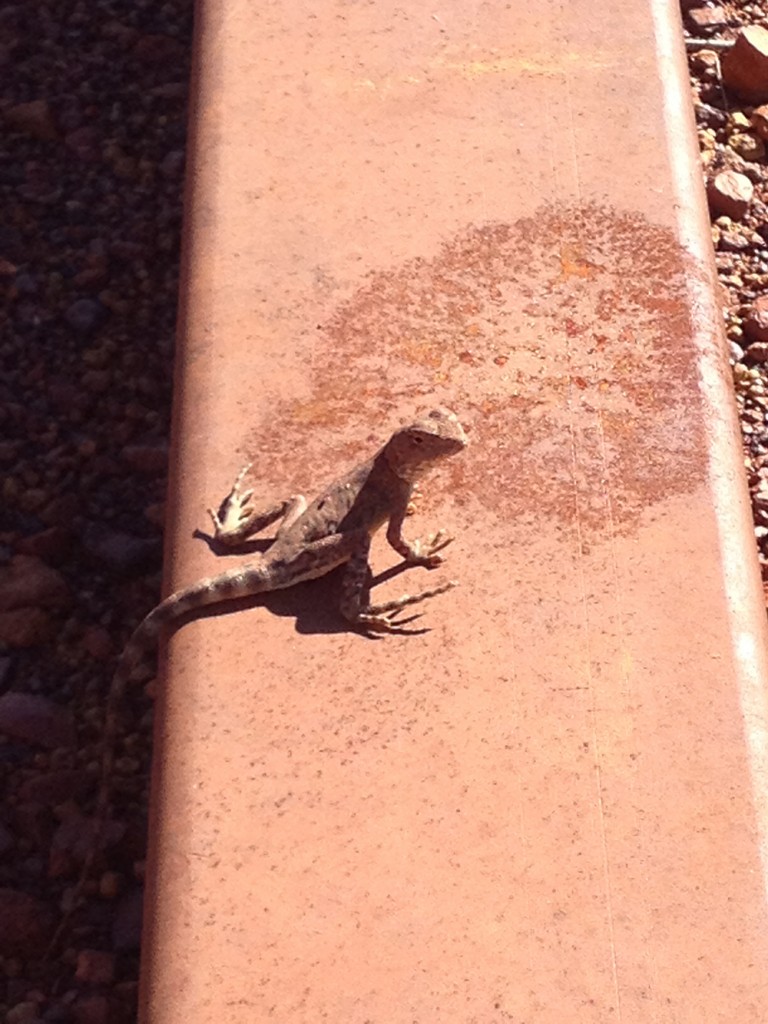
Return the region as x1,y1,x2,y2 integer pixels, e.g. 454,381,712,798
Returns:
208,463,256,542
404,530,454,567
358,611,427,636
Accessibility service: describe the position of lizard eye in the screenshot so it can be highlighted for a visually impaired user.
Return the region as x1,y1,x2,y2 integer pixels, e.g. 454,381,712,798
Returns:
411,435,424,445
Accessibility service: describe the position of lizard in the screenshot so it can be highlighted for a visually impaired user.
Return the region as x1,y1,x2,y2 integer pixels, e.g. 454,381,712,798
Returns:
55,407,467,944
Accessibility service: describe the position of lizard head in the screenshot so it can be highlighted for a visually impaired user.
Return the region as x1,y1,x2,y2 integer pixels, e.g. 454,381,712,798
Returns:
384,408,468,481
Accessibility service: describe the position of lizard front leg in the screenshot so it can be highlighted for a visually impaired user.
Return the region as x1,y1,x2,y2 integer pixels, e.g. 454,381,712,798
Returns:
385,504,454,568
340,531,455,633
208,463,307,548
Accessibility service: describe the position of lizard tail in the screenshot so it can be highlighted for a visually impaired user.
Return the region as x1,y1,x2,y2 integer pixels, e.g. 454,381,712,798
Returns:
116,559,274,692
104,559,276,790
46,561,273,955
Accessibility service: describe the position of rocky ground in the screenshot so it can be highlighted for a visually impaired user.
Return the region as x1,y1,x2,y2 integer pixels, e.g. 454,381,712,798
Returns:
1,1,767,1021
688,7,768,577
0,0,190,1020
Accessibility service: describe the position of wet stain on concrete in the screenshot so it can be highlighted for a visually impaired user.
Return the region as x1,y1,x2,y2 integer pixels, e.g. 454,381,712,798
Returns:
245,203,717,542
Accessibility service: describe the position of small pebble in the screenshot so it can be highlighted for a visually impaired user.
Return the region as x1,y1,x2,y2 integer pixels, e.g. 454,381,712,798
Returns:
729,131,766,161
5,1000,41,1024
3,99,58,141
64,299,107,334
0,888,55,957
687,6,729,30
0,693,76,749
707,170,754,219
70,994,111,1024
81,522,160,574
743,296,768,343
75,949,116,986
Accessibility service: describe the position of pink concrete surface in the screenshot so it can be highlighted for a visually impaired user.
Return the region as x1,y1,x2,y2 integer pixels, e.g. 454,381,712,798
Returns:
140,0,768,1020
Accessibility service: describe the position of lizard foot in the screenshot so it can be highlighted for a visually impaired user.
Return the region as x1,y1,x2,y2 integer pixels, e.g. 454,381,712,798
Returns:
207,463,255,544
356,579,457,632
403,530,454,568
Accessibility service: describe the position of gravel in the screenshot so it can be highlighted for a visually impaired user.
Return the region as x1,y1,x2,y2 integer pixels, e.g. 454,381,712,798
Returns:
688,3,768,592
1,0,768,1020
0,0,190,1019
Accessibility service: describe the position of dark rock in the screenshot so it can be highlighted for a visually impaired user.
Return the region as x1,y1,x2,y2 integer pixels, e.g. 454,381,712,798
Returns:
73,264,109,290
75,949,116,986
14,273,38,296
722,26,768,103
0,608,55,648
39,493,80,527
70,994,111,1024
13,801,52,848
0,555,70,612
81,625,114,661
80,369,111,394
109,240,144,262
0,888,55,957
81,522,160,574
6,999,41,1024
46,381,82,412
50,810,125,872
159,149,184,179
744,296,768,343
16,528,74,563
2,100,58,141
18,769,91,804
0,693,76,749
64,299,107,334
695,102,728,129
752,104,768,141
101,20,140,46
63,126,100,161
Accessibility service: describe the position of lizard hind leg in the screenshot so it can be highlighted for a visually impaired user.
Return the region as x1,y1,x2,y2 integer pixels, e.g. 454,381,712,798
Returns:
207,461,305,549
356,579,458,633
339,534,457,634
